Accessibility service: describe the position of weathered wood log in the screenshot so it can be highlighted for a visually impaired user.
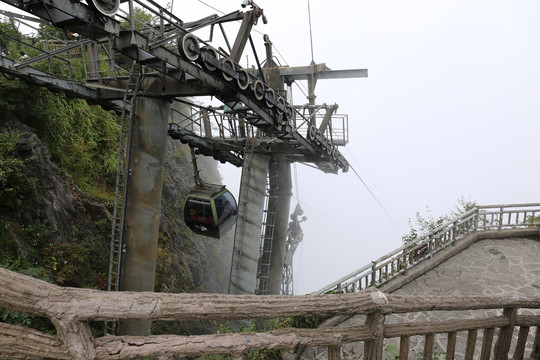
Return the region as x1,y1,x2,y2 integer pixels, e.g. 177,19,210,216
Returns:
386,294,540,313
464,329,477,360
494,307,517,360
512,326,529,360
398,335,409,360
531,326,540,359
363,310,386,360
94,326,371,359
51,318,96,359
0,322,69,359
480,328,494,360
327,345,340,360
423,334,434,360
384,317,508,337
515,314,540,326
0,268,388,321
2,266,540,360
446,332,457,360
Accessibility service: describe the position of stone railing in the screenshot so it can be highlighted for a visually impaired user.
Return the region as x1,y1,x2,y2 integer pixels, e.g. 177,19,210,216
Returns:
1,267,539,359
316,203,540,295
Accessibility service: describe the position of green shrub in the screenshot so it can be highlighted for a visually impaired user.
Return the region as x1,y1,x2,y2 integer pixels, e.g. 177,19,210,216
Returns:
0,132,38,215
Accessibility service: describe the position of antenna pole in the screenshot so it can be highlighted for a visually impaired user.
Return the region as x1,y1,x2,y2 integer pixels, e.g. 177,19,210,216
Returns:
307,0,315,63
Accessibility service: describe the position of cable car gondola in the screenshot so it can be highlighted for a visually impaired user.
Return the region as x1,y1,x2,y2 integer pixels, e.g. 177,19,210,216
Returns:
184,184,238,239
183,147,238,239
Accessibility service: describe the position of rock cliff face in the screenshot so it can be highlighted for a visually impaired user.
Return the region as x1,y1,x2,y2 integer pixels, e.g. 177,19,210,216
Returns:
0,114,112,287
0,112,233,295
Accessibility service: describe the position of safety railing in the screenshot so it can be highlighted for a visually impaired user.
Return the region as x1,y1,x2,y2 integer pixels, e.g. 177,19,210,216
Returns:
1,267,539,360
1,0,351,173
316,203,540,295
0,16,132,82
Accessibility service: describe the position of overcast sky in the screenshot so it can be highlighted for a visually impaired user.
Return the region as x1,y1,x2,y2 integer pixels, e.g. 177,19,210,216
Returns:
2,0,539,295
192,0,540,294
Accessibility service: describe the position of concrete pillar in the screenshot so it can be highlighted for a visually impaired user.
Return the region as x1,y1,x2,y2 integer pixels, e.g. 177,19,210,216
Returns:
229,151,269,294
267,157,292,294
118,96,170,335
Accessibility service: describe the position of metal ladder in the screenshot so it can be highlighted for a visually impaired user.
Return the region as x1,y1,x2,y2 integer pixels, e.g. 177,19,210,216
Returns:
104,62,140,335
255,157,279,295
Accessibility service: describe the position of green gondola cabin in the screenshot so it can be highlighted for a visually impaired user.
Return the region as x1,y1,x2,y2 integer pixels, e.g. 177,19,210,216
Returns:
183,184,238,239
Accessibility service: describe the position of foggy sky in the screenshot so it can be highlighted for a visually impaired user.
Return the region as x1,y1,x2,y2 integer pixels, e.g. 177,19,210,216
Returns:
2,0,538,295
209,0,540,294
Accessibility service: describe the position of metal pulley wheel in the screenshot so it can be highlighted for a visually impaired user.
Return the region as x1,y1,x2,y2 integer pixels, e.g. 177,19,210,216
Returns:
236,68,250,90
220,57,235,81
284,105,295,122
252,80,265,100
89,0,119,16
178,33,200,62
275,96,285,115
200,46,218,71
265,88,276,108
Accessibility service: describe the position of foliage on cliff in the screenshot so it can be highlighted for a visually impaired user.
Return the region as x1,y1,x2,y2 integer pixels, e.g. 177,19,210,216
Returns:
0,75,231,312
0,16,232,337
401,197,477,245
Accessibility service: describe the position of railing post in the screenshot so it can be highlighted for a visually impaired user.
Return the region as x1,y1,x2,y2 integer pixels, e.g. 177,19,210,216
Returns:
498,206,504,231
530,326,540,359
328,345,341,360
494,307,517,360
364,310,386,360
399,335,410,360
512,326,529,359
480,328,494,360
446,331,457,360
370,260,376,287
464,329,477,360
51,318,96,359
423,334,434,360
428,235,433,260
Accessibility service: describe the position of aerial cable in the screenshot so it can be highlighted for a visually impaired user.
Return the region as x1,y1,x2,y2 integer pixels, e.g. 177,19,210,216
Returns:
292,158,402,233
348,163,404,233
196,0,224,14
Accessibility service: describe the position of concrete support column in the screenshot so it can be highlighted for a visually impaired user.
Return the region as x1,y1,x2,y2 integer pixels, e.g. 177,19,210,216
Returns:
229,151,269,294
267,157,292,294
118,96,170,335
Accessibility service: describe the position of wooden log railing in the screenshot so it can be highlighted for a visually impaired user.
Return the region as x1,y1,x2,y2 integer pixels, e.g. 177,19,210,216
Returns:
316,203,540,295
1,267,540,359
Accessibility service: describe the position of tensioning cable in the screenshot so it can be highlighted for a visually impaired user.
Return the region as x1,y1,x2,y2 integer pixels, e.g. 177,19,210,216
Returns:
348,162,403,233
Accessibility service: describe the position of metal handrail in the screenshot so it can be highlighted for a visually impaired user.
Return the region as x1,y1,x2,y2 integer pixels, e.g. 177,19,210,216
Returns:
315,203,540,294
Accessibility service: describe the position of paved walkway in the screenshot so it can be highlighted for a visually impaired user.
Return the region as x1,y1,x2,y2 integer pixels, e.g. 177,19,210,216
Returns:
298,234,540,360
383,237,540,358
393,237,540,297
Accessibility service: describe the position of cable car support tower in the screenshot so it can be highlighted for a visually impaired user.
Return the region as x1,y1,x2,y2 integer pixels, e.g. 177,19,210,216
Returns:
0,0,367,333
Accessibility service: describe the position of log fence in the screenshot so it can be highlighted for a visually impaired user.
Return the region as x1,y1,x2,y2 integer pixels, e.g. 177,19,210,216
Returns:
2,203,540,359
316,203,540,295
1,267,540,359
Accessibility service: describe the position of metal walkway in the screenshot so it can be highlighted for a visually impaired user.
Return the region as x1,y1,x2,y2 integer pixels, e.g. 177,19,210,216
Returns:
0,0,365,297
0,0,361,173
